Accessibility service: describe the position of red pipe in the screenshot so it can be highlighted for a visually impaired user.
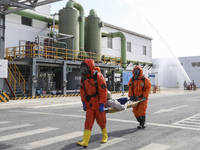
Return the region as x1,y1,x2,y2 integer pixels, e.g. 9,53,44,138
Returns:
4,78,16,98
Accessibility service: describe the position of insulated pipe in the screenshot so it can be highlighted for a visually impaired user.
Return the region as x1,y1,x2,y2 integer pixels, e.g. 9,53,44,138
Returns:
9,8,58,24
66,0,85,52
102,32,127,68
127,60,152,65
111,32,126,68
101,32,110,37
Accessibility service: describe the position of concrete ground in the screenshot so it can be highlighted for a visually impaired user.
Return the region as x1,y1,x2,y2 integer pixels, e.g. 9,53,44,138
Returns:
0,87,200,150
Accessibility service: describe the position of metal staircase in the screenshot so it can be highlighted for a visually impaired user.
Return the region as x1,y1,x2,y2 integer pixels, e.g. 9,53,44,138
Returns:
14,77,26,97
4,52,26,98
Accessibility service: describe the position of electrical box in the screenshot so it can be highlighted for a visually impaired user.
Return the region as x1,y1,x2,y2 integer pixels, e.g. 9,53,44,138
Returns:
0,59,8,78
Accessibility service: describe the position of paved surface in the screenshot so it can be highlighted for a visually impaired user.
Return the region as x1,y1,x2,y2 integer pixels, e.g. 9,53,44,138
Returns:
0,88,200,150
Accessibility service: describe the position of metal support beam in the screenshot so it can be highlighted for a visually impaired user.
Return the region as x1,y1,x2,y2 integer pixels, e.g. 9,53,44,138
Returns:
30,58,36,96
1,0,34,10
0,14,5,92
1,0,62,14
111,70,115,91
62,61,67,94
0,14,5,56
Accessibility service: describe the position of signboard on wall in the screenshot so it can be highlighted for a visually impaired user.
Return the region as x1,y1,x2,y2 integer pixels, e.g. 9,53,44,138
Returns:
149,74,156,86
122,71,132,85
0,59,8,78
122,70,132,95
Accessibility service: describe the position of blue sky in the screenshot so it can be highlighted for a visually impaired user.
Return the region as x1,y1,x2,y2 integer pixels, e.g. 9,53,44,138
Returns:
50,0,200,58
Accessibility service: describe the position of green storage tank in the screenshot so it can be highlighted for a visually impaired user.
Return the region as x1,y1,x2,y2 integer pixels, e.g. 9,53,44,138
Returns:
85,9,103,61
59,7,79,59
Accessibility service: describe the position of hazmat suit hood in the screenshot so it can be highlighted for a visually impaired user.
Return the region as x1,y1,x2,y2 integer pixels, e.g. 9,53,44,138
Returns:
132,66,143,78
82,59,95,77
94,67,101,73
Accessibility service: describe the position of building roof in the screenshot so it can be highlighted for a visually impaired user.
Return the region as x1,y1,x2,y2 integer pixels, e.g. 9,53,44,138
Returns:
178,55,200,59
104,22,153,40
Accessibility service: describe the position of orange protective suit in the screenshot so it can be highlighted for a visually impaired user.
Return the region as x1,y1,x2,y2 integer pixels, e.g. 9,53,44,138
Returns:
80,59,107,130
128,66,151,117
94,67,101,73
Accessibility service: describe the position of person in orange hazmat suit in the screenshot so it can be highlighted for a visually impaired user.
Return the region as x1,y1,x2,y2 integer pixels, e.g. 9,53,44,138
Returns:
128,66,151,129
77,59,108,148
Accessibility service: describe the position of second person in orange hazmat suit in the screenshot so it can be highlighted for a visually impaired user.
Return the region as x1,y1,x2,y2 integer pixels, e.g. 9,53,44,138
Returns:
128,66,151,129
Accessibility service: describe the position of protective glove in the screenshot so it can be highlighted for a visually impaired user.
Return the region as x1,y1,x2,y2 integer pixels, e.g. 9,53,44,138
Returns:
134,96,139,101
142,97,147,101
130,95,134,101
82,102,86,111
99,103,105,112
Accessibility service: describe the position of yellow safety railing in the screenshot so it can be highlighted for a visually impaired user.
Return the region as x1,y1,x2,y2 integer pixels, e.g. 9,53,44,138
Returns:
8,68,16,95
5,50,26,94
5,44,122,66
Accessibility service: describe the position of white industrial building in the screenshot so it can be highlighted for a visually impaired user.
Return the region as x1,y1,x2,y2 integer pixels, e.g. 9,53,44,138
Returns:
152,58,187,88
102,23,152,76
152,55,199,88
1,0,152,97
5,5,51,48
178,56,200,87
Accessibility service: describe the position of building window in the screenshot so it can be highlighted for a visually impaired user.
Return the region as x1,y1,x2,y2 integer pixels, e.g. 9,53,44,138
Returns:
143,46,146,55
127,42,131,52
192,62,200,67
191,62,196,67
197,62,200,67
107,37,112,48
21,16,32,26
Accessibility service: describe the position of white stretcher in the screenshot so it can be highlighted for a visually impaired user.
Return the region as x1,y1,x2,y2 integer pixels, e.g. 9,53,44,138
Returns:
105,99,143,113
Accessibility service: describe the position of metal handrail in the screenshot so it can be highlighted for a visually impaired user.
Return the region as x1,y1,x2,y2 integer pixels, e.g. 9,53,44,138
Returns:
5,50,26,94
5,44,122,66
8,68,16,95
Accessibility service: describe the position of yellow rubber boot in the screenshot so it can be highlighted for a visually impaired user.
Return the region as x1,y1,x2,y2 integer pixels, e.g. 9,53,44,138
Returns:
77,130,91,148
101,128,108,143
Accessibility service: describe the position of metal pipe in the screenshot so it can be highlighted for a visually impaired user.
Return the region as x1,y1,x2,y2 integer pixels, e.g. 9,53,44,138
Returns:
51,13,59,41
102,32,111,37
57,41,67,49
102,32,126,68
56,32,74,38
102,32,153,69
127,60,152,65
10,0,84,54
111,32,126,69
9,7,59,24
